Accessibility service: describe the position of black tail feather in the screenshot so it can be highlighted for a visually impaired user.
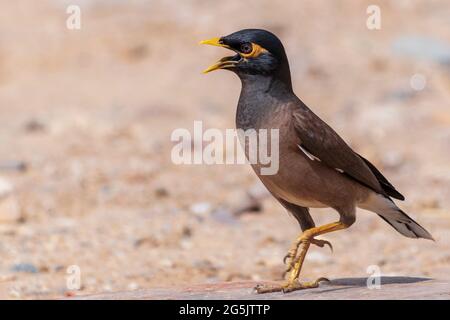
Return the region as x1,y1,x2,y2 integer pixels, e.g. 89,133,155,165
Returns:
357,154,405,201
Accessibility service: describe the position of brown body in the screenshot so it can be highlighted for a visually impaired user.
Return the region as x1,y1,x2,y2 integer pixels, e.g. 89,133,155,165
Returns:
202,28,432,293
236,81,431,238
254,103,368,212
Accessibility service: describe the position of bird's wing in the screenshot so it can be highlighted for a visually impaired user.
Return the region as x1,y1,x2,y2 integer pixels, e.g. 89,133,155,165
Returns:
356,153,405,200
291,102,404,200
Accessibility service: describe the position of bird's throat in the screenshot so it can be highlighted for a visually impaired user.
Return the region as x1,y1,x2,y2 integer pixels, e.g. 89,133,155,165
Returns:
236,76,291,131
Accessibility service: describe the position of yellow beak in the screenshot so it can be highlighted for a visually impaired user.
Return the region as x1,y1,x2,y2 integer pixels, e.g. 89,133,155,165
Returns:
201,56,237,74
199,37,229,48
200,37,236,73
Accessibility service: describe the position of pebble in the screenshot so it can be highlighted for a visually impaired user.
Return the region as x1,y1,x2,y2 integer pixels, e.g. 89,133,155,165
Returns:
154,187,169,198
382,151,403,169
307,251,332,264
0,177,13,197
180,239,193,250
160,259,174,268
419,197,440,209
24,119,46,132
189,202,211,216
127,282,139,290
211,208,237,225
11,263,39,274
0,161,27,173
181,226,193,238
392,36,450,65
251,274,261,281
0,178,22,223
227,182,269,217
0,274,17,282
102,284,113,292
0,197,22,223
9,289,21,299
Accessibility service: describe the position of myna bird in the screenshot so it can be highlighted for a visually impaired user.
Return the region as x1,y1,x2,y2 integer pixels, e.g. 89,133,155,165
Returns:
200,29,433,293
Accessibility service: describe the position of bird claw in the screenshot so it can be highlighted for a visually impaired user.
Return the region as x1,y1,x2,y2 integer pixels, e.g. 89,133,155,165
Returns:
315,277,330,284
283,251,294,265
255,277,330,294
310,238,333,252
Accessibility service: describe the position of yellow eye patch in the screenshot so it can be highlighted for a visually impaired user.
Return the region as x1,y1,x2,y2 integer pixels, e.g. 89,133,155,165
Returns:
240,43,268,59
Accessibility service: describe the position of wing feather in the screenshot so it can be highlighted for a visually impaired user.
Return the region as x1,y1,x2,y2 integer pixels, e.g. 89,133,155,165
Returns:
291,102,402,199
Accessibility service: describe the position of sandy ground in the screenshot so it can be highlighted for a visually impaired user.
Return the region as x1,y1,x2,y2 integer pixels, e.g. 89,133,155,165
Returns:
0,0,449,299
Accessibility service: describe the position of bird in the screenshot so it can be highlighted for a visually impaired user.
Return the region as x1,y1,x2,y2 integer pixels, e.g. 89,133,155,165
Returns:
200,29,433,294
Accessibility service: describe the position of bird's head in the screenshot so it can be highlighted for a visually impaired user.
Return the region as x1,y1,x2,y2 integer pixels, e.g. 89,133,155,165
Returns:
200,29,292,89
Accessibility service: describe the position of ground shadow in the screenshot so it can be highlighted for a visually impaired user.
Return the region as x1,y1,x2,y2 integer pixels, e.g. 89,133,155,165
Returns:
328,276,431,287
303,276,434,295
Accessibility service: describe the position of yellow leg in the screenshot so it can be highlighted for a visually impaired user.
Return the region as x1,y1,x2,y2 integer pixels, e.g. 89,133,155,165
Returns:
255,221,348,294
283,237,333,276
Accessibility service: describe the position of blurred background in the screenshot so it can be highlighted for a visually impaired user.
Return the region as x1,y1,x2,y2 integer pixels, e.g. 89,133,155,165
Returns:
0,0,449,299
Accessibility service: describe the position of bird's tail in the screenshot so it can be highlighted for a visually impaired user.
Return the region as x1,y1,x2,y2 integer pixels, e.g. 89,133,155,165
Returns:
359,193,434,240
377,211,433,240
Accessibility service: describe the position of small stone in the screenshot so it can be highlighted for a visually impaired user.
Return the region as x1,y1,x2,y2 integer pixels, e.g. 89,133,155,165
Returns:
0,274,17,282
0,196,22,223
193,259,218,275
155,187,169,198
0,161,27,173
160,259,174,268
229,182,268,217
307,251,332,264
180,239,193,250
134,236,159,247
211,207,237,225
382,151,403,169
248,182,270,199
53,265,65,273
251,274,261,281
102,284,113,292
181,226,193,238
419,198,440,209
24,119,46,132
64,291,76,297
127,282,139,290
9,289,21,299
190,202,211,216
11,263,39,274
392,36,450,65
0,178,22,223
125,44,149,61
0,177,13,197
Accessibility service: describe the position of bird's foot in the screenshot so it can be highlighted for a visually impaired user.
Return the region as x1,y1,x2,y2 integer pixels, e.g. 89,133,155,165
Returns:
255,277,329,294
283,237,332,276
310,238,333,251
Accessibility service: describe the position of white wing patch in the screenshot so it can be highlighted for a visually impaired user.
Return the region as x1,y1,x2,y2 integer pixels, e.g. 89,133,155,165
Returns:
298,144,345,174
298,144,320,161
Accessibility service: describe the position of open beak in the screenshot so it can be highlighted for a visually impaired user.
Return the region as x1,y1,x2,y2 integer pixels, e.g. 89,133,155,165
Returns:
199,37,240,73
199,37,229,48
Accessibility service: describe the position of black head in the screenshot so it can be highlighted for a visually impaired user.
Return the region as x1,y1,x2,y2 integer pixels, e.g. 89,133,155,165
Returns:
200,29,292,89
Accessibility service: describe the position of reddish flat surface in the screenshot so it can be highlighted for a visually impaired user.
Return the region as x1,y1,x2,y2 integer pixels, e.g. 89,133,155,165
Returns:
72,277,450,300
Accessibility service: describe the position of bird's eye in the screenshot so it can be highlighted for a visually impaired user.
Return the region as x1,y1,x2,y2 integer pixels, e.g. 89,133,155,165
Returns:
240,43,253,54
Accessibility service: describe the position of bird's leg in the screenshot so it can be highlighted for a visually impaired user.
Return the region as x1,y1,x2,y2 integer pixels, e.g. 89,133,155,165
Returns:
255,221,348,294
283,236,333,275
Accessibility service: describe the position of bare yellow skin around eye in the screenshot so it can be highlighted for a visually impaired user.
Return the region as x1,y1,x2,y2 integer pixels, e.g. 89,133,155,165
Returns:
240,43,268,59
